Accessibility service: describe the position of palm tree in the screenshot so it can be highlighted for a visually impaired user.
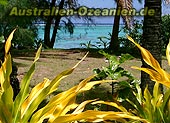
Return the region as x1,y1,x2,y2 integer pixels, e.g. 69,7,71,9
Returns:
44,0,65,48
43,0,78,48
141,0,162,93
109,0,142,52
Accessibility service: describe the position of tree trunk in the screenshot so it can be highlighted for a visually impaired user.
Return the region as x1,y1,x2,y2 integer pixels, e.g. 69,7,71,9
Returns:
141,0,162,93
109,2,121,53
44,0,65,48
44,17,53,47
50,0,65,48
44,0,56,48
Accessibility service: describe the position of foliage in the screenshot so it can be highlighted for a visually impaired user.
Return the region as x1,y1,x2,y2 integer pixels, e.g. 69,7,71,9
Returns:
0,30,146,123
0,0,7,5
80,40,97,49
0,0,38,49
34,38,45,50
162,15,170,48
81,20,142,52
124,35,170,123
80,34,110,50
61,19,75,36
13,27,38,49
119,20,143,52
96,34,110,49
93,50,136,97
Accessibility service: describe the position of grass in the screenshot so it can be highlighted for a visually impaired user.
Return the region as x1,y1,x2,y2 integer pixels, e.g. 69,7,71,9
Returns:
12,48,169,93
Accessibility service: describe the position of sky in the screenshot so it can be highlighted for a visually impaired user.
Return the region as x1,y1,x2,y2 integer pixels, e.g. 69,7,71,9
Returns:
75,0,170,24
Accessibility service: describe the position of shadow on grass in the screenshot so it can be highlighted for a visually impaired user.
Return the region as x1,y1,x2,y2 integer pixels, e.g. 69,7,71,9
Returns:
14,62,29,68
35,84,113,112
76,85,114,111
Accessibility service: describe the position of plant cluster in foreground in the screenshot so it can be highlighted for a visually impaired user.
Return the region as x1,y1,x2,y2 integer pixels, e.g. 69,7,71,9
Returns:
0,29,170,123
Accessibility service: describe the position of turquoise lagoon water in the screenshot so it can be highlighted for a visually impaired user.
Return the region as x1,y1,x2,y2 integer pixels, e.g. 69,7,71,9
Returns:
38,24,125,49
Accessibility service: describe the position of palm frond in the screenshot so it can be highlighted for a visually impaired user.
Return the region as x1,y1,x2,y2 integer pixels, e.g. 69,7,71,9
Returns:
118,0,133,28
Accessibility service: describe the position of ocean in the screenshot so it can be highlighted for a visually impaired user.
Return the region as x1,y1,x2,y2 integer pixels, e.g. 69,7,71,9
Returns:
38,24,125,49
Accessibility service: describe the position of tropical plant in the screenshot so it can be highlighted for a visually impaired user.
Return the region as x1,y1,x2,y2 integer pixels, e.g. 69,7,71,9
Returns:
80,40,97,49
81,34,110,50
0,33,20,100
93,50,136,96
96,35,110,49
0,30,147,123
125,35,170,123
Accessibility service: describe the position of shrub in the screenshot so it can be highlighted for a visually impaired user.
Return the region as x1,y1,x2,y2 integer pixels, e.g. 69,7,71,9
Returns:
93,50,136,97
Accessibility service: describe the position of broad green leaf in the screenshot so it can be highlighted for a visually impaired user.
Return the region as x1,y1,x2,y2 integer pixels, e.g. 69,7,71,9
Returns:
119,53,133,64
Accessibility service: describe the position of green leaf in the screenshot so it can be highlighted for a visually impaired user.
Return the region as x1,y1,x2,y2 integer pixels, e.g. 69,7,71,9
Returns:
98,50,111,59
144,86,153,122
0,100,13,123
118,81,131,88
119,53,134,64
0,0,7,5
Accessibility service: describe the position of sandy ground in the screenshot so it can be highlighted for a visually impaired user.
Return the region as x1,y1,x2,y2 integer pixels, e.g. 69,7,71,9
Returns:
14,49,170,92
